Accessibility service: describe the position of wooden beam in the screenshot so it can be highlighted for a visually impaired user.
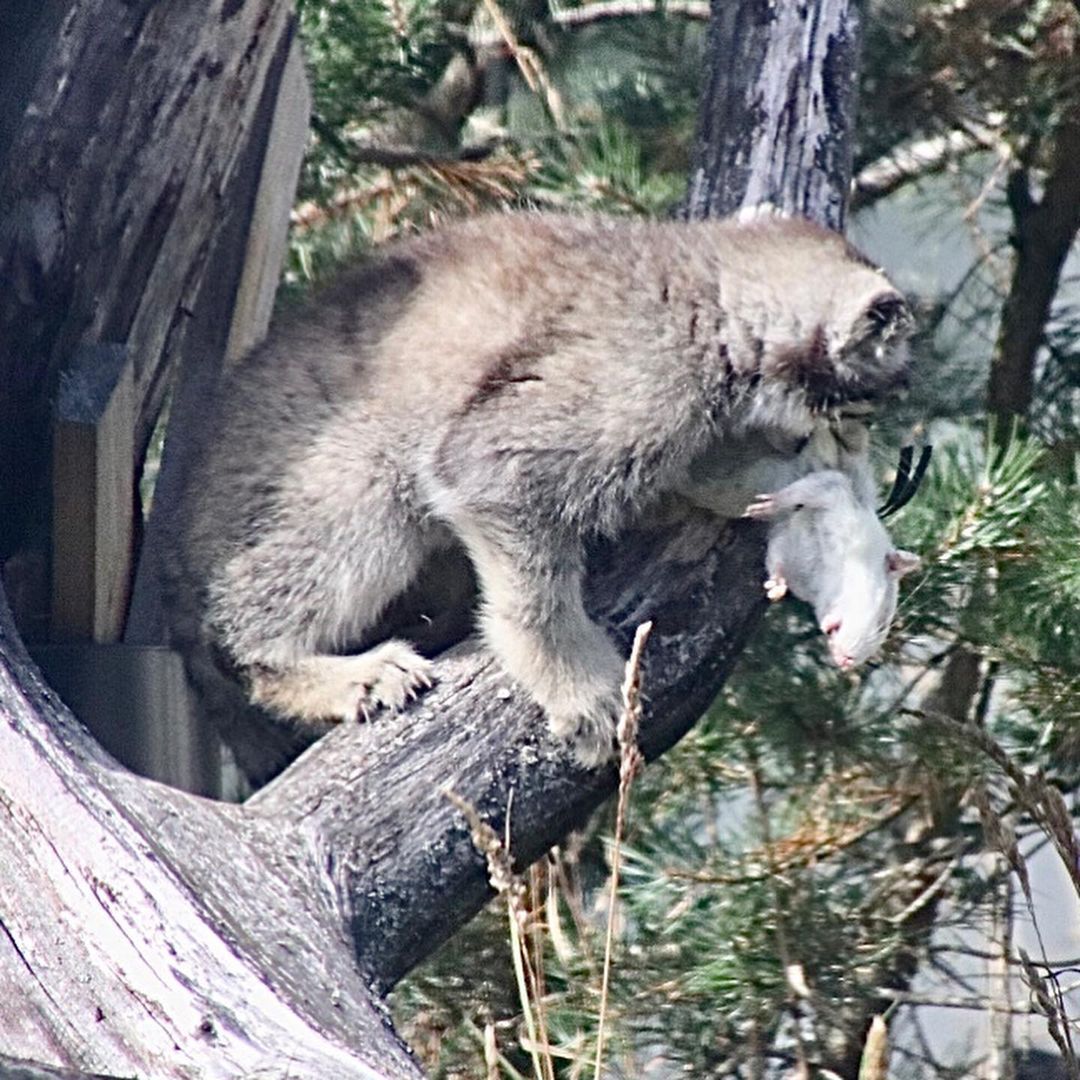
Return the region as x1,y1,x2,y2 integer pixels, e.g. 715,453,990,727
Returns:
0,0,299,557
51,343,134,644
125,28,310,645
225,33,311,365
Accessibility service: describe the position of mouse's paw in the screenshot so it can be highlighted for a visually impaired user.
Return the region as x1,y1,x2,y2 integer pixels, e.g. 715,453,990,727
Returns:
764,575,788,601
743,493,779,520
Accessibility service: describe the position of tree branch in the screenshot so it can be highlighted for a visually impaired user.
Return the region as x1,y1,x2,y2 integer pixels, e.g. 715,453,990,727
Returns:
851,127,1000,212
0,594,423,1078
0,0,872,1073
465,0,709,48
251,515,768,990
988,110,1080,429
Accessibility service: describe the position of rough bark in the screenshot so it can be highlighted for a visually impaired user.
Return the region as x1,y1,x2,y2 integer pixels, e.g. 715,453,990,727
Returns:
251,516,767,990
0,597,422,1079
0,512,764,1073
0,0,298,560
683,0,861,227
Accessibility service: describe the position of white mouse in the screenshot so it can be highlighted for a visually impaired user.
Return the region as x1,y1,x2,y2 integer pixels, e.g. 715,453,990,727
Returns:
744,470,920,669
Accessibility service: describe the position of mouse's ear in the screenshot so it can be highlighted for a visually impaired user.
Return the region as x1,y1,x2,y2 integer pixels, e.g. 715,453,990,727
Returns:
886,549,921,578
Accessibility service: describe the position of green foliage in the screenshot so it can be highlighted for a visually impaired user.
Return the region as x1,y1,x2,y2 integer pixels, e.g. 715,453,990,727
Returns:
296,0,455,195
289,0,701,287
528,119,687,215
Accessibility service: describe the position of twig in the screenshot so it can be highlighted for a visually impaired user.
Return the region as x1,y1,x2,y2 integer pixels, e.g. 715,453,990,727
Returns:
857,1015,889,1080
592,621,651,1080
933,944,1080,969
466,0,709,48
484,1021,499,1080
478,0,566,129
748,751,811,1080
445,789,550,1080
939,717,1080,900
328,141,501,170
887,856,960,926
1017,950,1080,1076
290,153,538,234
851,127,1000,211
873,987,1038,1013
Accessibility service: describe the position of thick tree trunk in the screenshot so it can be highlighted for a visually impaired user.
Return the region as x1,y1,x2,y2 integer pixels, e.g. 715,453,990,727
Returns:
1,513,764,1073
0,0,865,1075
0,597,421,1079
683,0,861,227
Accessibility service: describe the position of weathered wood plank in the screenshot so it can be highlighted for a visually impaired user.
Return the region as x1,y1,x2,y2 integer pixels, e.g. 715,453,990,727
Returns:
225,34,311,364
0,599,423,1079
51,344,134,644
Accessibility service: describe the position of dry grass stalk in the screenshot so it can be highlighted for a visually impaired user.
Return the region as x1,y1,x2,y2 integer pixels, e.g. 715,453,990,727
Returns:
1017,949,1080,1077
1033,780,1080,899
528,862,553,1074
925,717,1080,899
857,1015,889,1080
445,790,554,1080
592,620,652,1080
965,723,1080,899
545,857,577,968
973,782,1032,904
484,1020,500,1080
941,721,1080,1072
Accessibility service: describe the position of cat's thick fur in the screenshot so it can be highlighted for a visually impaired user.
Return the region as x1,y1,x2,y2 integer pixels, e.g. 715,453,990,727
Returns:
162,212,912,777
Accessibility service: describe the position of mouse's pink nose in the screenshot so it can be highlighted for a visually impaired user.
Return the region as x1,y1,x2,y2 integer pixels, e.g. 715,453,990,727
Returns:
822,617,855,668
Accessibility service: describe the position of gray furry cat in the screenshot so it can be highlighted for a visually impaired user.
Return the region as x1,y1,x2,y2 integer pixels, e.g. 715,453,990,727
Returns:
162,212,912,778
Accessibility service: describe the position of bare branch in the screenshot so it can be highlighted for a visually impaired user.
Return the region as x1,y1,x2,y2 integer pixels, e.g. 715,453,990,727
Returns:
466,0,709,47
873,989,1038,1015
317,138,501,171
851,127,1002,212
